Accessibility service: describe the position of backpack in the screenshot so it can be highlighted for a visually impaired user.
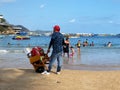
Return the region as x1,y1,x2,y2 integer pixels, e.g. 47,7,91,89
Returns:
31,46,44,56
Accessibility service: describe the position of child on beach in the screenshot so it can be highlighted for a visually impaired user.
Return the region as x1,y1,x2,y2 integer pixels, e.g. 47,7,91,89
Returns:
70,46,75,57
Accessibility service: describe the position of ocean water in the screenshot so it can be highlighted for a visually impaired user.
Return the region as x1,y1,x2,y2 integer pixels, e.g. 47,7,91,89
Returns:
0,35,120,70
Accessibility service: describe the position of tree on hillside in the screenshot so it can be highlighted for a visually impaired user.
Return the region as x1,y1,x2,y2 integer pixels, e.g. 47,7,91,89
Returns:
0,26,6,32
0,18,6,23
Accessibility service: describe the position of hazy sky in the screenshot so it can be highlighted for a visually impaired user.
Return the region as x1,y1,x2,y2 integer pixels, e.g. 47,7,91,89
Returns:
0,0,120,34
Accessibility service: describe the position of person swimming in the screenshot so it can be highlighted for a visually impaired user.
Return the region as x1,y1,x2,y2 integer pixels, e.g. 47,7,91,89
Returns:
107,42,112,47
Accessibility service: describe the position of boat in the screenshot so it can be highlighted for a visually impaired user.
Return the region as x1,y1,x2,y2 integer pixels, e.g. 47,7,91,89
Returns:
12,35,30,40
12,32,30,40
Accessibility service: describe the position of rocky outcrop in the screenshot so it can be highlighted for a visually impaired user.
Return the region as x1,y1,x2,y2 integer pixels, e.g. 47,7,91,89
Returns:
0,25,15,34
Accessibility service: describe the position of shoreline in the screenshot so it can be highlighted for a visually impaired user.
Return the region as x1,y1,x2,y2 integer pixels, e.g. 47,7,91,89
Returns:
1,68,120,90
0,46,120,71
1,63,120,71
63,64,120,71
1,56,120,71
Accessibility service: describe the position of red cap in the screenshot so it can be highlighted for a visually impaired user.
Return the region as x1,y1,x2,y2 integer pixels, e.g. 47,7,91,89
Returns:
53,25,60,32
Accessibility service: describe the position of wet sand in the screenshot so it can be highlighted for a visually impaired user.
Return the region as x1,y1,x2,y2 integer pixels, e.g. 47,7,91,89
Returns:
1,50,120,90
1,68,120,90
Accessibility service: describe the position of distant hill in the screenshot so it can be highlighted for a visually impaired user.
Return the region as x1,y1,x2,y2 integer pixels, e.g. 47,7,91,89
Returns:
0,24,30,35
34,30,51,33
12,25,30,32
0,15,30,34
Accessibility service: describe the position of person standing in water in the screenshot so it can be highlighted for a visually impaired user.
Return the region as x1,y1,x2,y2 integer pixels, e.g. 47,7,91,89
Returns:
76,40,81,53
63,37,70,58
107,42,112,47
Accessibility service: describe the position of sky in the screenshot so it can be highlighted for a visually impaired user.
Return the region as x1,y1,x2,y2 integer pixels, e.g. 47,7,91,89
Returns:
0,0,120,34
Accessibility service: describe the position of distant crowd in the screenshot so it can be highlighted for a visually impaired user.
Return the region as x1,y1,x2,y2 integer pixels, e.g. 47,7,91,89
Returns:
63,37,112,58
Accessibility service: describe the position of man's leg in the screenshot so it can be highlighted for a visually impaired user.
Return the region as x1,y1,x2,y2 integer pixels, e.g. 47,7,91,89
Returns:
56,52,63,72
48,53,57,72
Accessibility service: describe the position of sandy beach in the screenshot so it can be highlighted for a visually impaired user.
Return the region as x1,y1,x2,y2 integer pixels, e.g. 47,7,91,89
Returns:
1,68,120,90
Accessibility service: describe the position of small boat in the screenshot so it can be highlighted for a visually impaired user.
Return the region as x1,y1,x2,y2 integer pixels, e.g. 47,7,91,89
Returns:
12,35,30,40
12,32,30,40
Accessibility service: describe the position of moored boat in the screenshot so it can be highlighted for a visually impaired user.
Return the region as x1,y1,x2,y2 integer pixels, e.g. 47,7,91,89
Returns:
12,35,30,40
12,32,30,40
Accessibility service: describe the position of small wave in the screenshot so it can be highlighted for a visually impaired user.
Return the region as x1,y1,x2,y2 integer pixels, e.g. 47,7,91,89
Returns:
9,50,24,53
0,50,8,53
0,49,25,53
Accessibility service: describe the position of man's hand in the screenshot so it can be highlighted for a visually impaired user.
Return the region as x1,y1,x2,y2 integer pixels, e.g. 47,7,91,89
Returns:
47,49,50,54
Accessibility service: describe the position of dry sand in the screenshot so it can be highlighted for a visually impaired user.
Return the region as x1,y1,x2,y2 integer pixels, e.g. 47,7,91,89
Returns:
1,68,120,90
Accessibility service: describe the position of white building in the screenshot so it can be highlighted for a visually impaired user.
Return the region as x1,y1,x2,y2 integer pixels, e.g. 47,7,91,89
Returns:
0,15,3,19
